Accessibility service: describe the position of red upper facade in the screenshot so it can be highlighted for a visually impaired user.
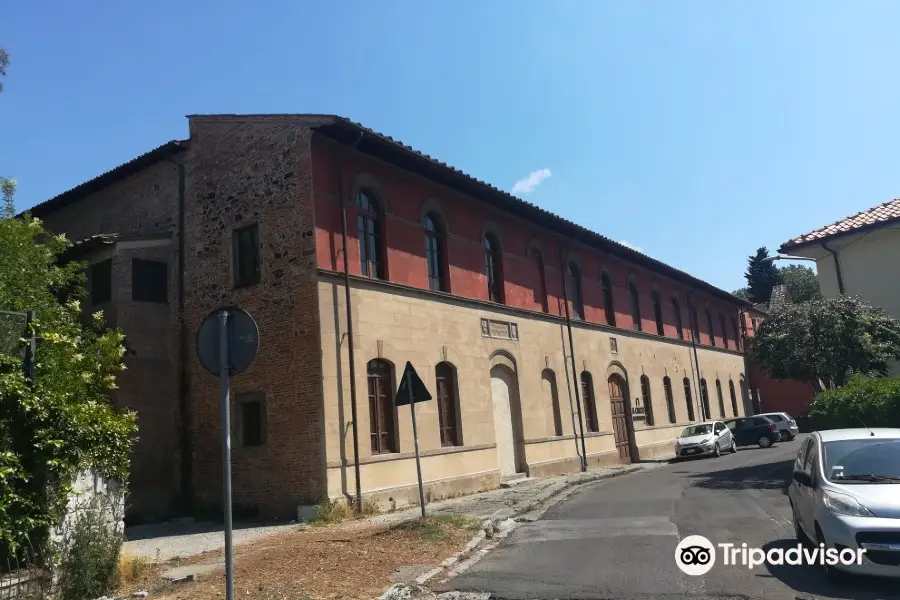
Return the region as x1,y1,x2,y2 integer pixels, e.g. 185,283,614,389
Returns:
312,133,745,352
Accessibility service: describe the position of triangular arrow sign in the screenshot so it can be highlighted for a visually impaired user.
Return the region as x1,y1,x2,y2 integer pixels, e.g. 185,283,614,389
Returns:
395,361,432,406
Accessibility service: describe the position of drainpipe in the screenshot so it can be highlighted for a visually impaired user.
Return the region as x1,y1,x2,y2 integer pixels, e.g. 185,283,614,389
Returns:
339,133,365,512
559,248,588,472
820,241,846,295
168,154,192,515
738,307,759,415
687,296,705,421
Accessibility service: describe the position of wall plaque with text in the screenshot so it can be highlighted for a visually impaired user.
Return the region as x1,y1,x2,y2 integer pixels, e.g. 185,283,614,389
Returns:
480,318,519,341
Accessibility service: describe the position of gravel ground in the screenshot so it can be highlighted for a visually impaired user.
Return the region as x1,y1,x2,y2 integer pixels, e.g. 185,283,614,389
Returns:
123,521,299,561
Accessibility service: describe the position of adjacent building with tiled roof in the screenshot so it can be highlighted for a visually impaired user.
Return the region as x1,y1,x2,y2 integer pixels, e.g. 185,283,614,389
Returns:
35,114,754,522
781,198,900,375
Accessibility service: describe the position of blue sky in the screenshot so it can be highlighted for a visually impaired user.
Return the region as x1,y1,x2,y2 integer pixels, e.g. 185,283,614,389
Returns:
2,1,900,292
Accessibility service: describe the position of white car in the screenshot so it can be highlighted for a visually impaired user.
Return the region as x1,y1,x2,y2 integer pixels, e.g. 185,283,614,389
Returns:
789,428,900,580
758,411,799,441
674,421,736,458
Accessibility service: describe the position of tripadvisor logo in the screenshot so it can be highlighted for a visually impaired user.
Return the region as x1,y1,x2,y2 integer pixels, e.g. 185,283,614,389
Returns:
674,535,866,576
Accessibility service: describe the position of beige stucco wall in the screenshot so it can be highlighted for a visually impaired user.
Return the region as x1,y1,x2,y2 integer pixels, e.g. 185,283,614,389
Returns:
804,227,900,374
319,275,748,506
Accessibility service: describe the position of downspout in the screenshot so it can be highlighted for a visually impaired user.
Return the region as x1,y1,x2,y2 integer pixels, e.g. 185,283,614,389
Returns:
559,248,588,472
820,241,846,295
687,296,705,421
738,307,758,414
169,154,192,514
339,133,365,512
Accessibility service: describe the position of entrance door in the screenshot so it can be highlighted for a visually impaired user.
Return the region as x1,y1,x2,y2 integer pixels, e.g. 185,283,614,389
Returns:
490,365,522,476
608,375,632,464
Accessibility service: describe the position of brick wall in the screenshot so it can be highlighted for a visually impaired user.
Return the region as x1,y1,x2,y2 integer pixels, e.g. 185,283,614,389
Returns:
182,116,324,518
311,136,744,349
37,162,183,523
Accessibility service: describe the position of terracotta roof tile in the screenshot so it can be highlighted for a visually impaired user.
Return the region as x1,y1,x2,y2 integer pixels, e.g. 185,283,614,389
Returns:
780,198,900,252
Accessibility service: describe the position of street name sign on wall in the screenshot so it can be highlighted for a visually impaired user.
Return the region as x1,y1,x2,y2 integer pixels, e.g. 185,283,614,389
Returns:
394,361,431,517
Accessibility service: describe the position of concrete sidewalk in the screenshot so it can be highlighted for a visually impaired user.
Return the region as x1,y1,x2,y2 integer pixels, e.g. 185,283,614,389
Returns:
126,460,663,564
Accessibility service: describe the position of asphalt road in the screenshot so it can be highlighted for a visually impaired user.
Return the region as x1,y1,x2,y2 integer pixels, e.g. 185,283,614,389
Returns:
441,436,900,600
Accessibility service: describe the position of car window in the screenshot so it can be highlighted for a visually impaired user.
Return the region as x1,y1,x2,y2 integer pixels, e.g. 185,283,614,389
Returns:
753,418,769,427
715,423,725,433
725,420,737,431
795,438,812,470
768,415,783,422
822,439,900,482
806,444,819,480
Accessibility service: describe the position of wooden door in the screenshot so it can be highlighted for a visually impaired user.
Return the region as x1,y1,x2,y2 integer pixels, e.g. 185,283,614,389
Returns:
608,376,632,463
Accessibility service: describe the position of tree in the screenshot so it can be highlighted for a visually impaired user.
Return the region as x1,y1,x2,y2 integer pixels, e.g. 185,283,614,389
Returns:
744,247,780,304
751,296,900,391
777,264,821,304
0,46,7,93
0,191,136,554
732,287,751,301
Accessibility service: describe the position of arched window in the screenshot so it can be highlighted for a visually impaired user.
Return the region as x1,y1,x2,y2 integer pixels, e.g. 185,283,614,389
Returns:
715,379,725,418
705,308,716,347
629,281,642,331
719,314,729,349
580,372,599,432
683,377,695,421
689,302,701,342
435,362,460,446
728,380,738,416
568,262,584,320
640,375,655,426
699,378,711,421
601,272,616,326
663,376,676,423
542,369,563,436
652,290,664,336
732,320,741,351
484,233,504,303
367,359,396,453
672,298,684,340
532,249,549,313
424,213,447,292
357,189,384,279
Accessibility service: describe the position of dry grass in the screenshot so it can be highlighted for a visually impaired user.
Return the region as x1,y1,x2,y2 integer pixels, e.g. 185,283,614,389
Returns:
153,515,481,600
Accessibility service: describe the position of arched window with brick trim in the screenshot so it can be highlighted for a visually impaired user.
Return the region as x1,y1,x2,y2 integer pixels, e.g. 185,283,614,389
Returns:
699,378,711,421
424,213,448,292
719,313,729,349
705,307,716,347
357,189,385,279
484,232,504,303
672,298,684,340
652,289,664,336
728,380,738,416
601,272,616,326
581,372,599,432
532,249,549,312
716,379,726,418
568,262,584,320
663,377,676,423
683,377,695,421
629,281,642,331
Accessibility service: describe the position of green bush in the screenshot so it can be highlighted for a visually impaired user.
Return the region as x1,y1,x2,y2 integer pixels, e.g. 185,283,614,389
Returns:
58,505,123,600
807,374,900,430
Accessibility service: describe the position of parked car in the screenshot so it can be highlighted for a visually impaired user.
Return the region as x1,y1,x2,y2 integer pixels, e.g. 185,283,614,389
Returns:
758,411,800,441
722,416,779,448
788,428,900,580
674,421,736,458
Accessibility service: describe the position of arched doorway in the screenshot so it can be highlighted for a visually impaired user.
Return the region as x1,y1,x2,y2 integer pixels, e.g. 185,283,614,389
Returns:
608,374,632,464
490,364,524,476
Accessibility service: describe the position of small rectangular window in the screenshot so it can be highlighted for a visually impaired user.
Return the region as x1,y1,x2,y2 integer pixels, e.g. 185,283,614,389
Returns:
238,393,266,447
610,337,618,354
233,224,261,288
132,259,168,303
90,259,112,305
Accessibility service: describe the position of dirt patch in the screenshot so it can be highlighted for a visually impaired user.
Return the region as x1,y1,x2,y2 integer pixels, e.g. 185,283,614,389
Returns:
146,516,481,600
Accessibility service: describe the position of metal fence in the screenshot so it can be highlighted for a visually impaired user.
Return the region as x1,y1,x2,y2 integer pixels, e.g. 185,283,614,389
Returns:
0,543,55,600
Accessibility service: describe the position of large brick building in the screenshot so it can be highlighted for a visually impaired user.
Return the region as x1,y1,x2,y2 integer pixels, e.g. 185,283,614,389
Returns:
31,115,753,521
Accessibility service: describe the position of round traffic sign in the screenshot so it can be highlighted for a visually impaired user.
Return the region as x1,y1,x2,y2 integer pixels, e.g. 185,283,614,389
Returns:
196,306,259,376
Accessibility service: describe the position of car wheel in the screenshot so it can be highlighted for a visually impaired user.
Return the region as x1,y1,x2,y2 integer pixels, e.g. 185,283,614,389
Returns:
758,435,772,448
730,439,737,453
712,443,721,458
773,430,783,442
786,433,795,442
816,526,845,583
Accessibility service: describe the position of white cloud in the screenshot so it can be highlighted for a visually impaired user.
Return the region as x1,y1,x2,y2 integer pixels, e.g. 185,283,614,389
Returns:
511,168,552,194
620,240,643,253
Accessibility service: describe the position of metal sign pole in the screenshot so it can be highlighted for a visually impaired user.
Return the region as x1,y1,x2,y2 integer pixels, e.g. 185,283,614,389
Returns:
218,310,235,600
407,369,426,518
